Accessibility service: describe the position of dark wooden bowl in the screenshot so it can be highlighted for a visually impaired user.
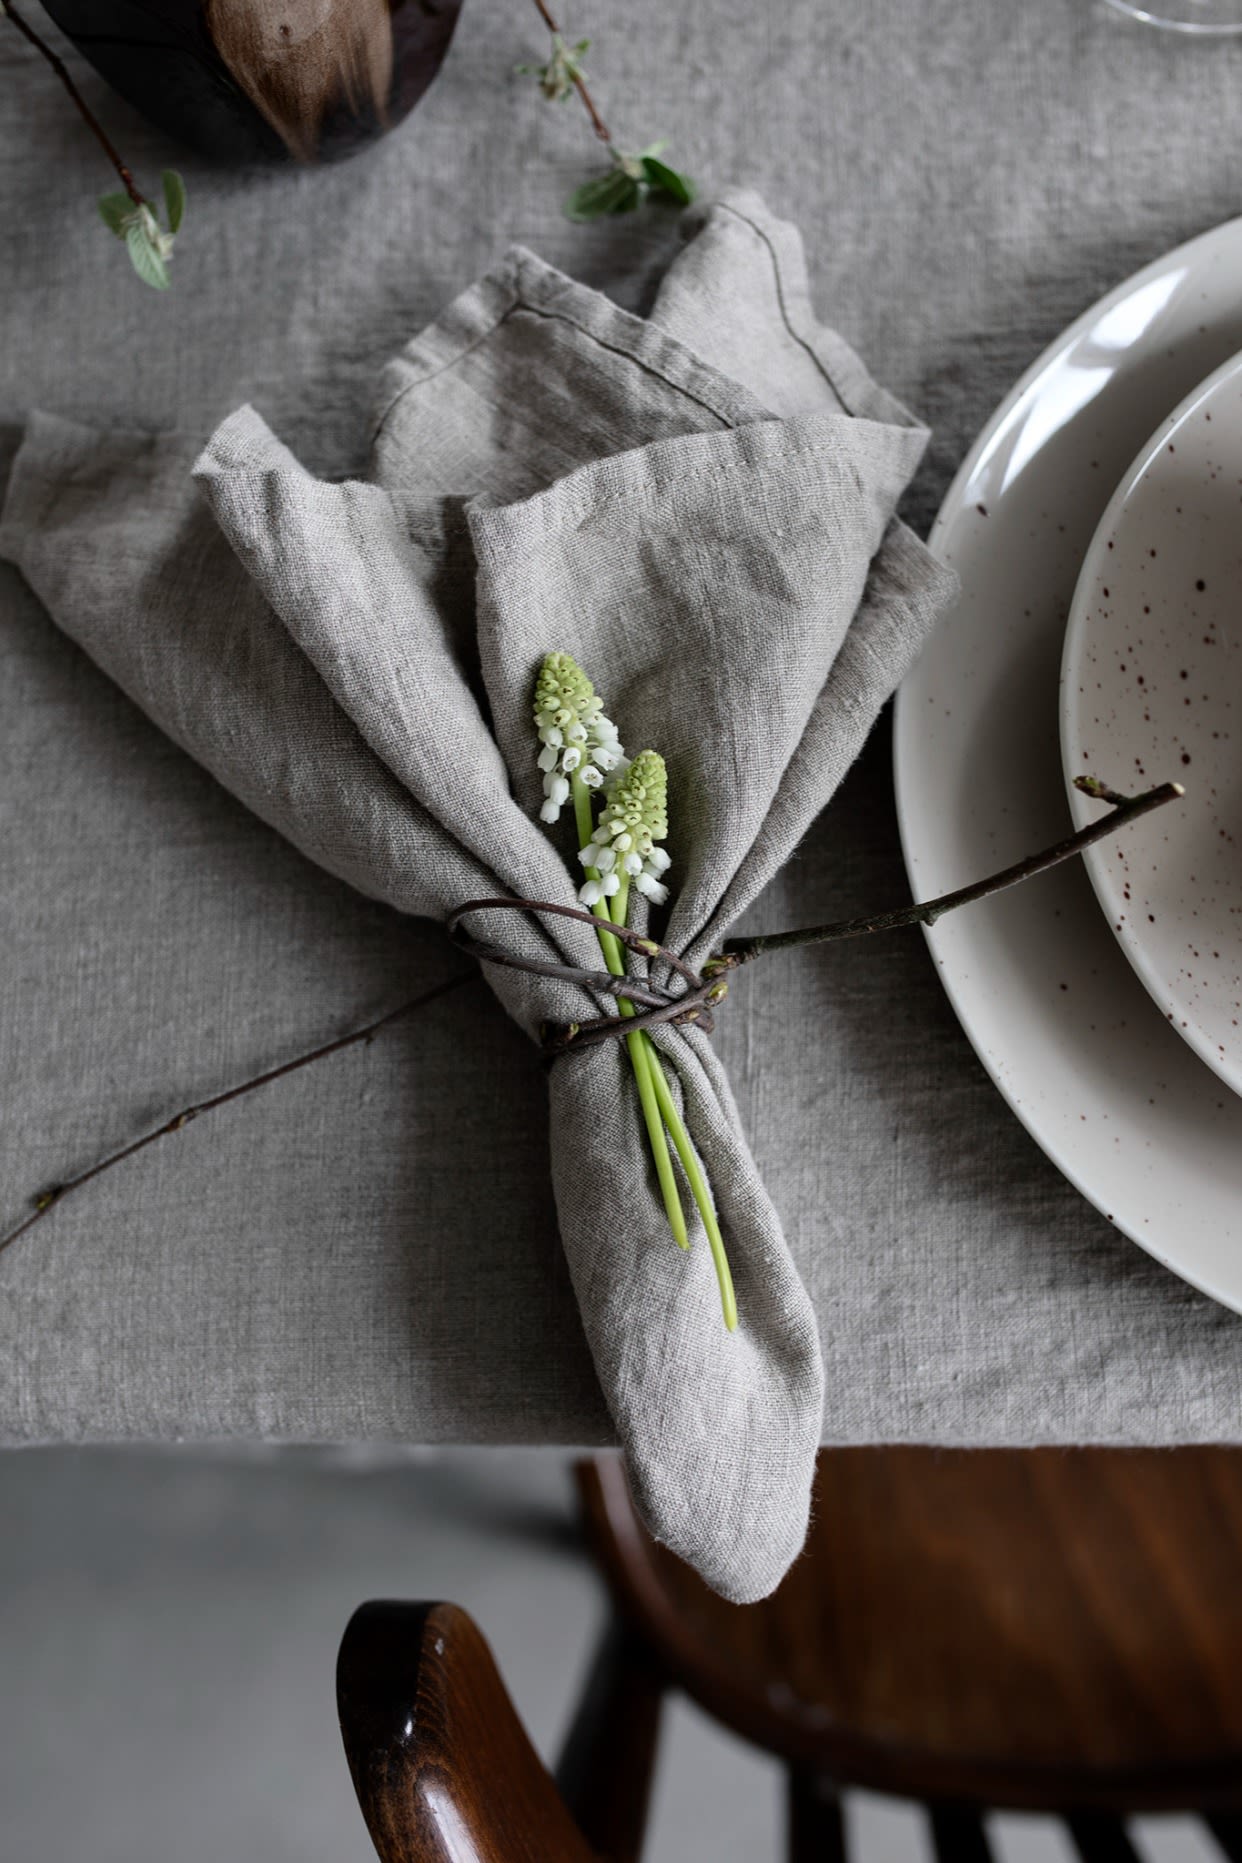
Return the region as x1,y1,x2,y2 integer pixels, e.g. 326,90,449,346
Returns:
42,0,465,165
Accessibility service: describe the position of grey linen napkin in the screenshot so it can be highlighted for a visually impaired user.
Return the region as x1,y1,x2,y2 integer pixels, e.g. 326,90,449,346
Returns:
0,193,955,1602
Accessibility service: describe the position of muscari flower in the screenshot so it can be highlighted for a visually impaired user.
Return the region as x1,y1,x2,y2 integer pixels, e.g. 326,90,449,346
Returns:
579,749,671,908
533,651,626,824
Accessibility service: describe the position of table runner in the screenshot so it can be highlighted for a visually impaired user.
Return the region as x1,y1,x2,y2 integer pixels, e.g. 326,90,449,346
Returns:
2,0,1241,1477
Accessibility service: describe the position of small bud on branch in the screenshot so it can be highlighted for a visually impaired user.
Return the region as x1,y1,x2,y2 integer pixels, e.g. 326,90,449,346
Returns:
520,0,696,220
2,0,185,287
721,777,1185,965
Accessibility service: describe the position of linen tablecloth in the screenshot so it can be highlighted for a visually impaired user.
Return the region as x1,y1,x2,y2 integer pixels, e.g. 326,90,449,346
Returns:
2,0,1241,1448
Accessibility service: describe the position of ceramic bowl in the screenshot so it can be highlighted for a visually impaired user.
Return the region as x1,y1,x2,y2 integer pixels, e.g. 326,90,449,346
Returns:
1061,352,1242,1094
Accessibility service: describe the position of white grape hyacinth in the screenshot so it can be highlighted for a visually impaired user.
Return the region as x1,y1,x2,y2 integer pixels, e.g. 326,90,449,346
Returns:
530,657,731,1324
578,749,671,908
533,651,626,824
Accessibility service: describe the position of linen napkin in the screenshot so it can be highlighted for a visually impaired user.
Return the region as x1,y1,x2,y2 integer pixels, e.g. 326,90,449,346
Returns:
0,192,955,1602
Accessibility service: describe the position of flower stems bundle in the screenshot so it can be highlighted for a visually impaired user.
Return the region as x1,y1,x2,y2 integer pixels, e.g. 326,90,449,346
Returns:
534,653,737,1331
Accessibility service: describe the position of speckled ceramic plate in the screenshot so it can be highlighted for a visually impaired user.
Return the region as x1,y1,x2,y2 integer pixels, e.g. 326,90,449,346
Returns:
895,218,1242,1315
1062,354,1242,1095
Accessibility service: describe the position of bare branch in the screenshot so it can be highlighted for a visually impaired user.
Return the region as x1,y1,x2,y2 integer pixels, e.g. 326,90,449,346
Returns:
721,779,1185,966
0,971,477,1260
2,1,148,206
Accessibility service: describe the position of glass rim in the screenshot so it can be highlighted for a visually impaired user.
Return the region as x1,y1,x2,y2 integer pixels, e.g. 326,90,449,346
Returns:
1103,0,1242,33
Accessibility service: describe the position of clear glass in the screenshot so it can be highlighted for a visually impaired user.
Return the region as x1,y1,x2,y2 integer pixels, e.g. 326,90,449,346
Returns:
1104,0,1242,32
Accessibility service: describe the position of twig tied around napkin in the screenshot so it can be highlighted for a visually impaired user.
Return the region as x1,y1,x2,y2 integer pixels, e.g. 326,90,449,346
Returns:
0,192,955,1602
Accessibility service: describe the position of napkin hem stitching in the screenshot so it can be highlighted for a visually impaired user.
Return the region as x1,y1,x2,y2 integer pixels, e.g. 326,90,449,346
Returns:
371,286,750,454
710,194,919,430
368,245,772,457
517,299,740,430
368,278,524,448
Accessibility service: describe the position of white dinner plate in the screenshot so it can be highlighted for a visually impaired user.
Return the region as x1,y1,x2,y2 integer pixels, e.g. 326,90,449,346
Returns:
1062,352,1242,1096
894,218,1242,1314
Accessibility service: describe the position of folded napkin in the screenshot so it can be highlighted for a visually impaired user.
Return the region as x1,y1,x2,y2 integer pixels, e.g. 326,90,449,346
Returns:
0,192,955,1601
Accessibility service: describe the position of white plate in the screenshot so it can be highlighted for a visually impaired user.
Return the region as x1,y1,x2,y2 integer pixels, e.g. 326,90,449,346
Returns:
1062,353,1242,1095
894,218,1242,1315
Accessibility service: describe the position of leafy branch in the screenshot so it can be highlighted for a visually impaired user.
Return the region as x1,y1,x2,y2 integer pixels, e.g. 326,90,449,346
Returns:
0,775,1183,1265
1,0,184,287
519,0,695,220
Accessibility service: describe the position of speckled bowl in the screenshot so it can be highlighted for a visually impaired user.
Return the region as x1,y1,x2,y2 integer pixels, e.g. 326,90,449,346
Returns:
1062,352,1242,1095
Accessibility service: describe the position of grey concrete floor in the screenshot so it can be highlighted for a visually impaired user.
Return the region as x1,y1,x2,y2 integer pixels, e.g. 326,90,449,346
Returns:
0,1447,1227,1863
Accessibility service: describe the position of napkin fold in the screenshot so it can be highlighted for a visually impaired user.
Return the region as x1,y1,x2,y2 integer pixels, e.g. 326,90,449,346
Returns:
0,192,955,1602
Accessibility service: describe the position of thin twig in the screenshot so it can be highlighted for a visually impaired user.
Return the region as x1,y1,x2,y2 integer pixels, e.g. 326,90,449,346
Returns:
721,779,1185,966
447,896,723,1052
447,894,702,991
0,777,1186,1260
2,0,147,205
0,971,477,1261
528,0,613,142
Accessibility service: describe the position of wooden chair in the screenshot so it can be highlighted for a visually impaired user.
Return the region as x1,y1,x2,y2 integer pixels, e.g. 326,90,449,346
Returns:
337,1446,1242,1862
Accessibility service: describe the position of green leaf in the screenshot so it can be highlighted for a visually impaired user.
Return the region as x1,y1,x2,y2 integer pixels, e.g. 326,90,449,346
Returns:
606,175,642,215
162,169,186,234
641,156,695,206
564,168,637,221
125,218,170,289
97,192,132,239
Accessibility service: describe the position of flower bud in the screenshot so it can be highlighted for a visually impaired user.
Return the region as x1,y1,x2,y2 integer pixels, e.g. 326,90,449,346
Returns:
591,750,672,906
532,651,626,820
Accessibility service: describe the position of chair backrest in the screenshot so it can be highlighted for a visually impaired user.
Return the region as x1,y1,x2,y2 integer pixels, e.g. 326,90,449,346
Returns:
337,1599,599,1863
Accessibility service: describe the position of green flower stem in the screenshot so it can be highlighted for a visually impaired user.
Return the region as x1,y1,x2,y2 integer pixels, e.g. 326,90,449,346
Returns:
571,776,686,1250
622,1015,688,1251
641,1038,737,1333
571,775,622,973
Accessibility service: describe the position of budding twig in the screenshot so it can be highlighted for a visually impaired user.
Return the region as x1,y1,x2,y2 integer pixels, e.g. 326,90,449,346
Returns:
528,0,612,142
721,778,1186,965
519,0,694,219
2,0,147,207
0,776,1186,1266
0,972,476,1260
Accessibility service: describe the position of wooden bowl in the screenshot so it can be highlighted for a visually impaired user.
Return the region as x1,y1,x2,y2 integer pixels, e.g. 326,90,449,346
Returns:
42,0,465,164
